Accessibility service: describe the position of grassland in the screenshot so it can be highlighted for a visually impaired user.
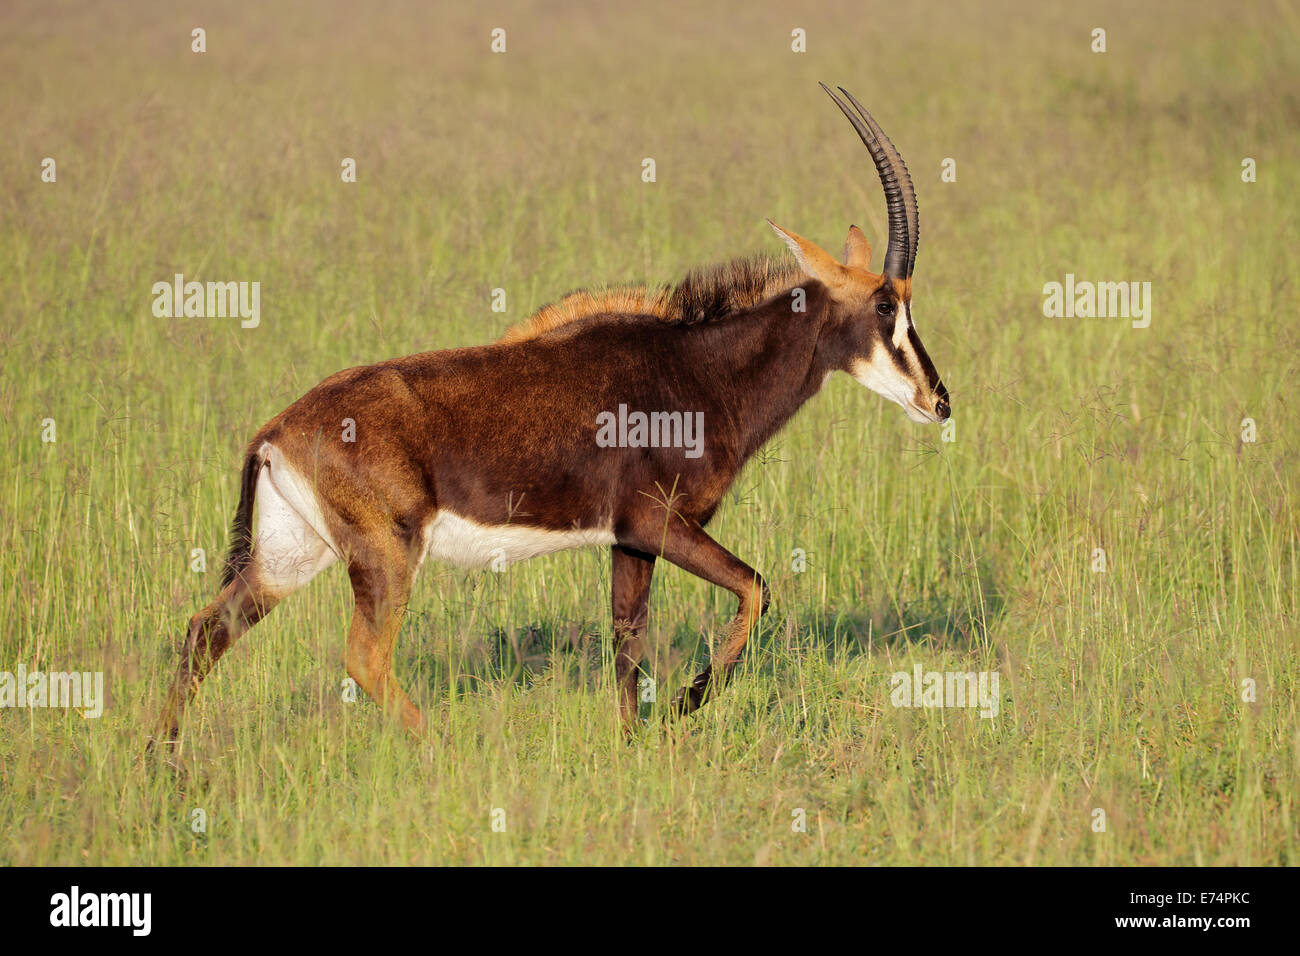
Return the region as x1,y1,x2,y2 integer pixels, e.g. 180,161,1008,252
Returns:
0,0,1296,865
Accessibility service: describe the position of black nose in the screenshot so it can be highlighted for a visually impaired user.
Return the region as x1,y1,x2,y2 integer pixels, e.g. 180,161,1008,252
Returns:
935,398,950,420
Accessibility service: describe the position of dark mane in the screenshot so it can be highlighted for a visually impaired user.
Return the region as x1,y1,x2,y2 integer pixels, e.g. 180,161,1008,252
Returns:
664,255,802,325
499,255,801,343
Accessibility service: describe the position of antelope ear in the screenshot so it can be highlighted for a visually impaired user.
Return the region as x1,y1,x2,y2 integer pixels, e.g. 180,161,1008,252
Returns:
766,219,847,290
841,225,872,270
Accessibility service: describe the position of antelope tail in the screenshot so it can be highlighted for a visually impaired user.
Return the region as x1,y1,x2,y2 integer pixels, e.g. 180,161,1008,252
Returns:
220,450,262,588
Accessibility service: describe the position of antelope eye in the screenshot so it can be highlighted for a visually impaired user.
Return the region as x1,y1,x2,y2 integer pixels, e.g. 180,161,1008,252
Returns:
876,301,895,317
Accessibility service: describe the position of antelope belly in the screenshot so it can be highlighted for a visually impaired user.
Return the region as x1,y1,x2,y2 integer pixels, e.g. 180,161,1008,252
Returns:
422,511,615,569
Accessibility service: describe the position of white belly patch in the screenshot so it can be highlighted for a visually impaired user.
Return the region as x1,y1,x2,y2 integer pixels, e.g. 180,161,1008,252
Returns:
422,511,615,570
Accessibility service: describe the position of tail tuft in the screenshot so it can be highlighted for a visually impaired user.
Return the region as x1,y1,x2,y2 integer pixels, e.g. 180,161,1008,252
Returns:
220,452,261,589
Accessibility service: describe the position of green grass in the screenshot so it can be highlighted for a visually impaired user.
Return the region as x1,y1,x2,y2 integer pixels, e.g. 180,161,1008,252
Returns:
1,0,1296,865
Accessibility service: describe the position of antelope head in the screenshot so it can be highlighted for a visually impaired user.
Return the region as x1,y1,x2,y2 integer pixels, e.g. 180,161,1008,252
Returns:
768,84,949,425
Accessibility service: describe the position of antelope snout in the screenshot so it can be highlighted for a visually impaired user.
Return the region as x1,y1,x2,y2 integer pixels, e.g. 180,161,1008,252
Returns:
930,378,951,423
912,383,949,424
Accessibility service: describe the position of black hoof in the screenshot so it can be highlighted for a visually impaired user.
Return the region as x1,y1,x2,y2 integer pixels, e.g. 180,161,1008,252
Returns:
668,669,712,717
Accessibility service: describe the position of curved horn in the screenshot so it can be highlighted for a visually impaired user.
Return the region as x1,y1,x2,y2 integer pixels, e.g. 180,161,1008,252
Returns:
819,83,919,278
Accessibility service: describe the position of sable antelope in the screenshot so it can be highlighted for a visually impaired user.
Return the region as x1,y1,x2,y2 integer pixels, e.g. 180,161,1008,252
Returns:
152,84,949,745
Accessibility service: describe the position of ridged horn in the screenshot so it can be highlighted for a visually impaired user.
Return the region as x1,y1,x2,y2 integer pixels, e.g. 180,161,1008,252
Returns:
820,83,919,279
